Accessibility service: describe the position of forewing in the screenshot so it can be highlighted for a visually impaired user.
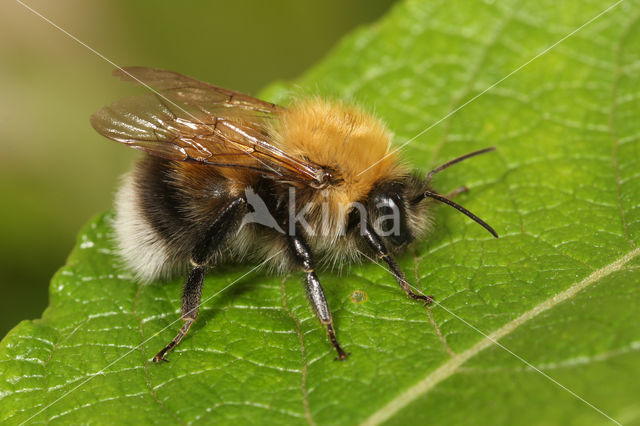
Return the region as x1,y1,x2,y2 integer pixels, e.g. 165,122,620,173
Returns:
91,68,322,184
113,67,282,116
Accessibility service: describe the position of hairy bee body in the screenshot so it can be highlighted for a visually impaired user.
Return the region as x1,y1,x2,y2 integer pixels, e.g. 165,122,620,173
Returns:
114,99,432,283
93,67,495,362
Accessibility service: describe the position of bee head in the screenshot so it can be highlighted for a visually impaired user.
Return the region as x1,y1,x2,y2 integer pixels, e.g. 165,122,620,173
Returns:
366,175,431,250
365,147,500,250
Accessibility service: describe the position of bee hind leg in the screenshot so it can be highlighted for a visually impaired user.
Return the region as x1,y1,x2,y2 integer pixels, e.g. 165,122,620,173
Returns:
153,266,205,362
152,197,246,363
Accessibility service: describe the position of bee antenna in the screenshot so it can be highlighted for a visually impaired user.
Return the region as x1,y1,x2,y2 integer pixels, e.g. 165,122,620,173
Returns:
425,147,495,183
417,190,498,238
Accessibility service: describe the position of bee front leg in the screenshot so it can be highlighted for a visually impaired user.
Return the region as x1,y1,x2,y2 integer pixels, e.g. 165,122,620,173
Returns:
362,222,434,305
152,197,246,363
288,230,349,361
446,185,468,199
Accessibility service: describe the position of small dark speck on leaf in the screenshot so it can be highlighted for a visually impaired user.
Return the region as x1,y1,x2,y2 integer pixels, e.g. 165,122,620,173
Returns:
350,290,367,304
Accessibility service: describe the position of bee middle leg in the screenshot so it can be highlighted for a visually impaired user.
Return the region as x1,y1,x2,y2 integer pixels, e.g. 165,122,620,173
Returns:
288,229,349,361
362,222,434,305
153,197,246,363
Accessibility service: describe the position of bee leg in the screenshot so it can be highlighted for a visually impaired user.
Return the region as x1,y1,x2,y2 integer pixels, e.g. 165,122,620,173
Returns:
152,197,246,363
153,265,206,363
288,231,349,361
446,185,468,199
362,223,434,305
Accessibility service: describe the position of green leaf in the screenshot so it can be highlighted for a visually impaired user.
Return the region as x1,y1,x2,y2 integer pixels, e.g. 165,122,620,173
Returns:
2,0,640,424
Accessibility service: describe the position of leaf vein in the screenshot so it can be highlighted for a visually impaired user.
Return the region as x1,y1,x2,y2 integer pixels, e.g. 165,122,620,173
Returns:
362,247,640,425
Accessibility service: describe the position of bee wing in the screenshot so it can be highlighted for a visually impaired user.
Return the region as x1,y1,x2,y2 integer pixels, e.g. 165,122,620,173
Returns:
112,67,281,115
90,67,323,184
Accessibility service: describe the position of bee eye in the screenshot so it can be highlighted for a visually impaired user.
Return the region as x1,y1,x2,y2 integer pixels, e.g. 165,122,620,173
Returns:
377,198,398,232
372,193,413,248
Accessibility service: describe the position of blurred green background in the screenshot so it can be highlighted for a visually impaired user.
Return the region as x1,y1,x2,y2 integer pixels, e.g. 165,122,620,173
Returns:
0,0,394,337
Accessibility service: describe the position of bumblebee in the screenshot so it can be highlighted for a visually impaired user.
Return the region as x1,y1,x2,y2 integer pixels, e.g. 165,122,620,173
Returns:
91,67,497,362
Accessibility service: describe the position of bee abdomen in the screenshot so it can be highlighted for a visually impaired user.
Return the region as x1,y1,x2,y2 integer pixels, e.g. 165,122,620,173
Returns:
113,172,179,282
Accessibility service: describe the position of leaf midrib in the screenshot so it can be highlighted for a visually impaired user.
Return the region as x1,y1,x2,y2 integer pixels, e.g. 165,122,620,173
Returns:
362,247,640,426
